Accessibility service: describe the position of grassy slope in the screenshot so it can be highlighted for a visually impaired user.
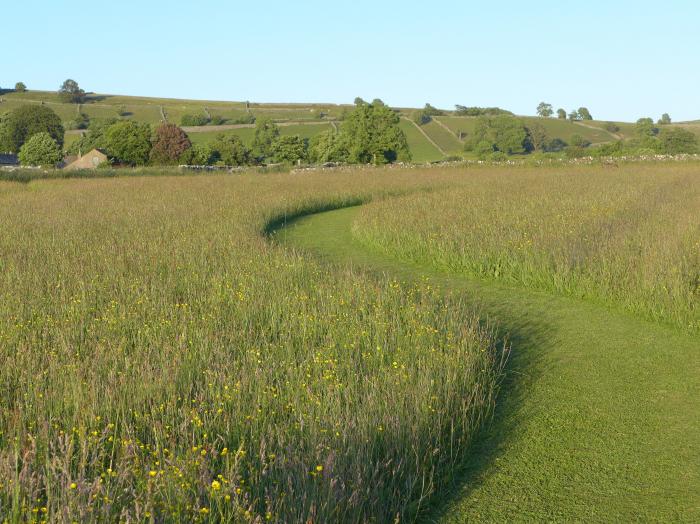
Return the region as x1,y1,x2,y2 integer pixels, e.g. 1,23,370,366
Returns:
421,121,463,154
435,116,620,145
187,123,333,146
280,205,700,522
398,120,444,162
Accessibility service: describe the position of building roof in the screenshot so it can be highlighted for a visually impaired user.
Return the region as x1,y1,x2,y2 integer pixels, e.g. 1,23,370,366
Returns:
63,149,108,170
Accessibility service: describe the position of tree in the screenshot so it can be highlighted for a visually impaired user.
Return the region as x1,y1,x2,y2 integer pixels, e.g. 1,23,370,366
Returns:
578,107,593,120
212,134,250,166
569,134,590,148
466,115,528,156
536,102,553,118
454,105,513,116
658,113,672,125
18,132,62,166
0,104,64,152
273,135,308,164
251,118,280,161
337,100,410,164
568,110,580,121
58,79,85,104
525,122,549,151
412,110,431,125
635,117,659,137
353,97,366,106
179,143,218,165
67,118,117,155
104,121,152,165
423,103,444,116
557,108,567,119
14,82,27,93
308,129,346,164
150,123,192,165
658,127,698,154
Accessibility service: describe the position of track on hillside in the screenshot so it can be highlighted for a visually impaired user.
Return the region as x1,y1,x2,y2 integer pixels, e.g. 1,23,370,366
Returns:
273,204,700,522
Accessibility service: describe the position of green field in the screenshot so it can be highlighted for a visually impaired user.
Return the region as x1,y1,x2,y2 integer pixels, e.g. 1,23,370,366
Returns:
0,163,698,522
187,123,333,147
398,119,444,162
434,115,620,145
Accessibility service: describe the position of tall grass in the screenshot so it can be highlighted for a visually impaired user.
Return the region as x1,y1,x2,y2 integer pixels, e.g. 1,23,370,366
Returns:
352,164,700,333
0,171,503,522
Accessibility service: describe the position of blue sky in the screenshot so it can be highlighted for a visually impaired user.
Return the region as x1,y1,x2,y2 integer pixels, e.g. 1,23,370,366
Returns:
4,1,699,121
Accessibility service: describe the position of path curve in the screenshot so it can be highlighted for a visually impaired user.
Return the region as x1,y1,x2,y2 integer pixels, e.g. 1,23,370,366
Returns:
274,204,700,522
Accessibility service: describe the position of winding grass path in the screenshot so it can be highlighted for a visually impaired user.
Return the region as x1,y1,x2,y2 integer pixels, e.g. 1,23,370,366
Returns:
274,205,700,522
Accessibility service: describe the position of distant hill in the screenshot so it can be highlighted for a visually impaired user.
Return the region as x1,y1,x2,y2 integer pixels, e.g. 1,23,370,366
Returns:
1,90,695,162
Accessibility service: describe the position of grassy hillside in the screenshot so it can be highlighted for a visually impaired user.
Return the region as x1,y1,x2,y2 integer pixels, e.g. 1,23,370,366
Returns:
435,115,620,145
398,119,444,162
5,90,699,160
187,122,334,147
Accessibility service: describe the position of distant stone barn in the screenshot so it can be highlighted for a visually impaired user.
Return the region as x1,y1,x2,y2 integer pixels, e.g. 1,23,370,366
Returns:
63,149,108,170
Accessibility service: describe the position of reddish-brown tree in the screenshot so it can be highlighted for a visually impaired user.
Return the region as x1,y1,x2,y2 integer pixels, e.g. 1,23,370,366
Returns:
150,123,192,164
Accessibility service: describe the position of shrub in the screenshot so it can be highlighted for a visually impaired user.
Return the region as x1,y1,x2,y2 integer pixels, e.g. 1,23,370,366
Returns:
18,132,62,166
569,134,590,148
14,82,27,93
658,127,698,154
604,122,620,133
180,114,210,127
231,114,256,125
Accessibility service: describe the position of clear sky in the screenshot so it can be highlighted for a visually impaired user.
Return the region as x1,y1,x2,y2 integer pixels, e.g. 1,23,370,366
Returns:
4,0,698,122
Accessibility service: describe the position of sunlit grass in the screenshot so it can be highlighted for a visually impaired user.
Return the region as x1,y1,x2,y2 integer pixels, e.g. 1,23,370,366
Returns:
0,171,502,522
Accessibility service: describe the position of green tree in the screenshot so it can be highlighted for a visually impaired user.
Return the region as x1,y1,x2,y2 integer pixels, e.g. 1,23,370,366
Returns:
557,108,567,119
58,79,85,104
67,118,117,155
18,132,62,166
273,135,308,164
635,117,659,137
525,122,549,151
466,115,528,155
212,134,250,166
337,101,410,164
150,123,192,165
251,118,280,161
423,103,444,116
179,143,218,165
570,134,590,147
658,113,672,125
104,121,152,165
658,127,698,154
568,110,580,121
308,129,346,163
578,107,593,120
0,104,64,152
14,82,27,93
412,110,431,125
536,102,553,118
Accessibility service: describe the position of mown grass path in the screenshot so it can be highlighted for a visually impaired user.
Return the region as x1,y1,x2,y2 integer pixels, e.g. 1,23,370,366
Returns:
274,205,699,522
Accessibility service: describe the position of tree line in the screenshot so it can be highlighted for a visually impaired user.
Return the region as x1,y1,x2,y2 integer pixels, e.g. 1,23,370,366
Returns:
0,95,411,167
